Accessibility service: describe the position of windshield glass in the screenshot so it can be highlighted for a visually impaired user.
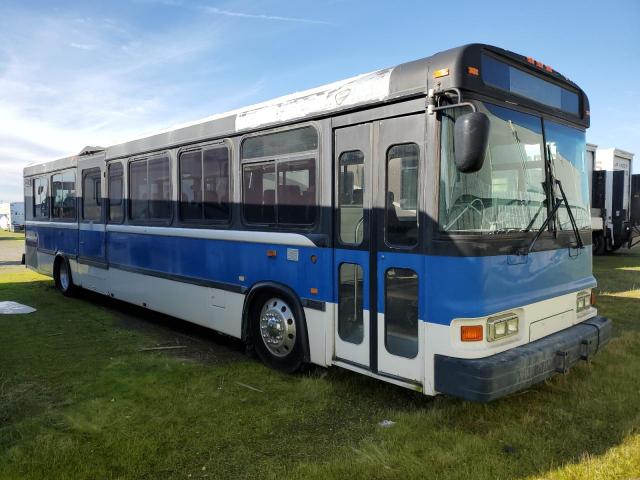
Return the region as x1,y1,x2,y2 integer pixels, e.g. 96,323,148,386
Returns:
439,103,547,233
544,121,590,230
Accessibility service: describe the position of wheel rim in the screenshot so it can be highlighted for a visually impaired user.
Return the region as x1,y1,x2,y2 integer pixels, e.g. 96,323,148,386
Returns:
259,297,296,357
59,262,69,291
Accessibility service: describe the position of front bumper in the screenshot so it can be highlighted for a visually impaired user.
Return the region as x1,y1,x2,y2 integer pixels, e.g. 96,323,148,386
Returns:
434,316,612,402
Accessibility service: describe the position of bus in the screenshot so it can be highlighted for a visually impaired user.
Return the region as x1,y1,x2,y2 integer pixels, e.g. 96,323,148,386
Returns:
23,44,611,402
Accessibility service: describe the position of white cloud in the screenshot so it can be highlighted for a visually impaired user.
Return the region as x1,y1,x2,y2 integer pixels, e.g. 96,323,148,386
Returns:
70,42,96,50
0,8,243,202
203,7,333,25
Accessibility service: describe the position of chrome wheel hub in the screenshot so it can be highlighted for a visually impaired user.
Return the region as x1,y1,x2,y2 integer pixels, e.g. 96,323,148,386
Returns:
259,298,296,357
59,262,69,291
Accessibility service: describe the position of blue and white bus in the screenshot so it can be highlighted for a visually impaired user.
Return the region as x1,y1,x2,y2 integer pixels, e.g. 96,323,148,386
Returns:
24,44,611,401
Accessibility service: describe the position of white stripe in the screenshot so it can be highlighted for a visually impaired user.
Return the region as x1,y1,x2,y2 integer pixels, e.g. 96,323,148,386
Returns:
79,223,106,232
106,224,317,247
26,220,78,230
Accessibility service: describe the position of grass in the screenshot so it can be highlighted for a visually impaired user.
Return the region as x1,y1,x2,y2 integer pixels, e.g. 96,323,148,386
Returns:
1,246,639,479
0,230,24,241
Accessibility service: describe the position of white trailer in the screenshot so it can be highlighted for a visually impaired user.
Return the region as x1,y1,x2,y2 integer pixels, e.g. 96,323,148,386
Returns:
589,147,635,254
0,202,25,232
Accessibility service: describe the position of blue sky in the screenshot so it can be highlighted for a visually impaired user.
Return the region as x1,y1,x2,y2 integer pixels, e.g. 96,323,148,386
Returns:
1,0,639,201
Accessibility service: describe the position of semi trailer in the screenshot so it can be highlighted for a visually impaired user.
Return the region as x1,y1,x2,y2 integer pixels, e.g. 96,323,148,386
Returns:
588,146,637,254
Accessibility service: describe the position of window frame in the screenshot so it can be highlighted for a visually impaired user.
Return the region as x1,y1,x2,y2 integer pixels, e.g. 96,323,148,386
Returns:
32,176,50,220
384,142,420,249
107,162,125,224
384,266,419,359
240,123,320,229
241,153,318,228
81,167,102,222
177,140,232,227
433,97,590,253
50,169,77,222
127,153,173,225
337,149,366,247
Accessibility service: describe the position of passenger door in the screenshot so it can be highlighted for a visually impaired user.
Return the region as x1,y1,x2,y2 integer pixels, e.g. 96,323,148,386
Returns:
375,115,425,382
333,114,425,383
78,159,106,265
333,123,373,368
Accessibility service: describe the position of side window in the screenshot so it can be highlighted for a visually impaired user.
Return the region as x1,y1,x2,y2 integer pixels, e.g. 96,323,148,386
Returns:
241,126,318,226
52,170,76,220
179,146,230,223
129,156,171,221
242,162,276,224
385,143,419,247
33,177,49,219
338,150,365,245
277,158,316,225
242,126,317,159
82,168,102,221
108,163,124,223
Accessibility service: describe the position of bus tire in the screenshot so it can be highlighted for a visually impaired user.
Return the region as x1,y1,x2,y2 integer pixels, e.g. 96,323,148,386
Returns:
592,232,605,256
249,292,307,373
54,256,77,297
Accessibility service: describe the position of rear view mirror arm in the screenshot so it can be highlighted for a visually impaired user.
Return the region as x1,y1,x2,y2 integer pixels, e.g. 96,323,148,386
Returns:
427,88,477,115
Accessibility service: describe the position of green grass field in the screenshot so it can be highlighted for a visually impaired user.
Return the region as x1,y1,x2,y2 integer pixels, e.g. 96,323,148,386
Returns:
1,230,639,479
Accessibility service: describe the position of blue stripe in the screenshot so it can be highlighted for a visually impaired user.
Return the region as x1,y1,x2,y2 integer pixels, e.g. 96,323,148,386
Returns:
27,225,595,326
107,231,333,303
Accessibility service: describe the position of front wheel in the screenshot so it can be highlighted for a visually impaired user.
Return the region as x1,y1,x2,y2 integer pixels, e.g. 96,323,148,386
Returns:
55,257,77,297
251,295,306,373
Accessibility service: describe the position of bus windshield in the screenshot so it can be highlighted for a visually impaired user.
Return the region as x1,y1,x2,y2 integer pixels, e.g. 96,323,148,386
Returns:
439,102,590,233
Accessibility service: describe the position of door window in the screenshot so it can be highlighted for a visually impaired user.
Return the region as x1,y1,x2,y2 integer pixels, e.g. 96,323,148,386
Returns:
108,163,124,223
338,150,365,245
82,168,101,221
384,268,419,358
33,177,49,219
338,263,364,344
385,144,419,247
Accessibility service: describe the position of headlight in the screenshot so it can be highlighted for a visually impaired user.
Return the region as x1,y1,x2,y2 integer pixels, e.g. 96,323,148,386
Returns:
576,289,592,314
486,312,519,342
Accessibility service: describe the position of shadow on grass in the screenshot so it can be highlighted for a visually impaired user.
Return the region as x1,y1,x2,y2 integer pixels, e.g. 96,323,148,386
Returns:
74,288,248,365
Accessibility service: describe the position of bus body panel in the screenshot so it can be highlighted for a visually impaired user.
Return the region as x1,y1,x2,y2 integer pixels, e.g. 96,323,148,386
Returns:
21,43,610,400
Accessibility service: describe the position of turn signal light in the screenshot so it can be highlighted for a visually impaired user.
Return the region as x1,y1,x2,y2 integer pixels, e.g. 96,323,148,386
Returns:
467,66,479,76
591,290,597,306
461,325,483,342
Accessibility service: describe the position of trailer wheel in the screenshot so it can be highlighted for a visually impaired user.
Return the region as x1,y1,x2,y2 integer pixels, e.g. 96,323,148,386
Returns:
250,293,306,373
592,232,605,256
54,256,77,297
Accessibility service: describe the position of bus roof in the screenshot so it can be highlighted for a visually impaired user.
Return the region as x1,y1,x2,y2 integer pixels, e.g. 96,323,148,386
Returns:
24,43,588,176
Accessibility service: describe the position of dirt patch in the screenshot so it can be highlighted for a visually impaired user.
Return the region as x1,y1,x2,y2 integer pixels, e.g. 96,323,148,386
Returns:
76,289,248,365
0,238,24,265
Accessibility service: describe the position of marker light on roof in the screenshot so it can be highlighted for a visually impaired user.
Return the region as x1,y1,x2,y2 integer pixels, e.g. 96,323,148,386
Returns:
433,68,449,78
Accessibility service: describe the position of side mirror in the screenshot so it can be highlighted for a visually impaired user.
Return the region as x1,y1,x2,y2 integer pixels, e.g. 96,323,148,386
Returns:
454,112,490,173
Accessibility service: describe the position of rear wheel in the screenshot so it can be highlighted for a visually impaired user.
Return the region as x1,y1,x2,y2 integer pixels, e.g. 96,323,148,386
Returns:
250,294,306,373
55,257,77,297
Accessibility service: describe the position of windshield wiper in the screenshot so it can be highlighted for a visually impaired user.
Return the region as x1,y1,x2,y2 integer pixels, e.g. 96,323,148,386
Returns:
520,179,584,255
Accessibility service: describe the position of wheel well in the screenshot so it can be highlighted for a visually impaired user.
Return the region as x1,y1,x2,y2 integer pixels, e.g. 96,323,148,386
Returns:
241,282,310,361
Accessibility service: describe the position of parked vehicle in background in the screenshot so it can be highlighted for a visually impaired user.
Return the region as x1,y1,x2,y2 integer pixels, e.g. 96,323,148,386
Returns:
23,43,611,402
587,145,637,254
0,202,25,232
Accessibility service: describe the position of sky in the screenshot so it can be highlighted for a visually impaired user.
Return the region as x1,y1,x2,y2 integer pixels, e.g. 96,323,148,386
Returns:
1,0,639,202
